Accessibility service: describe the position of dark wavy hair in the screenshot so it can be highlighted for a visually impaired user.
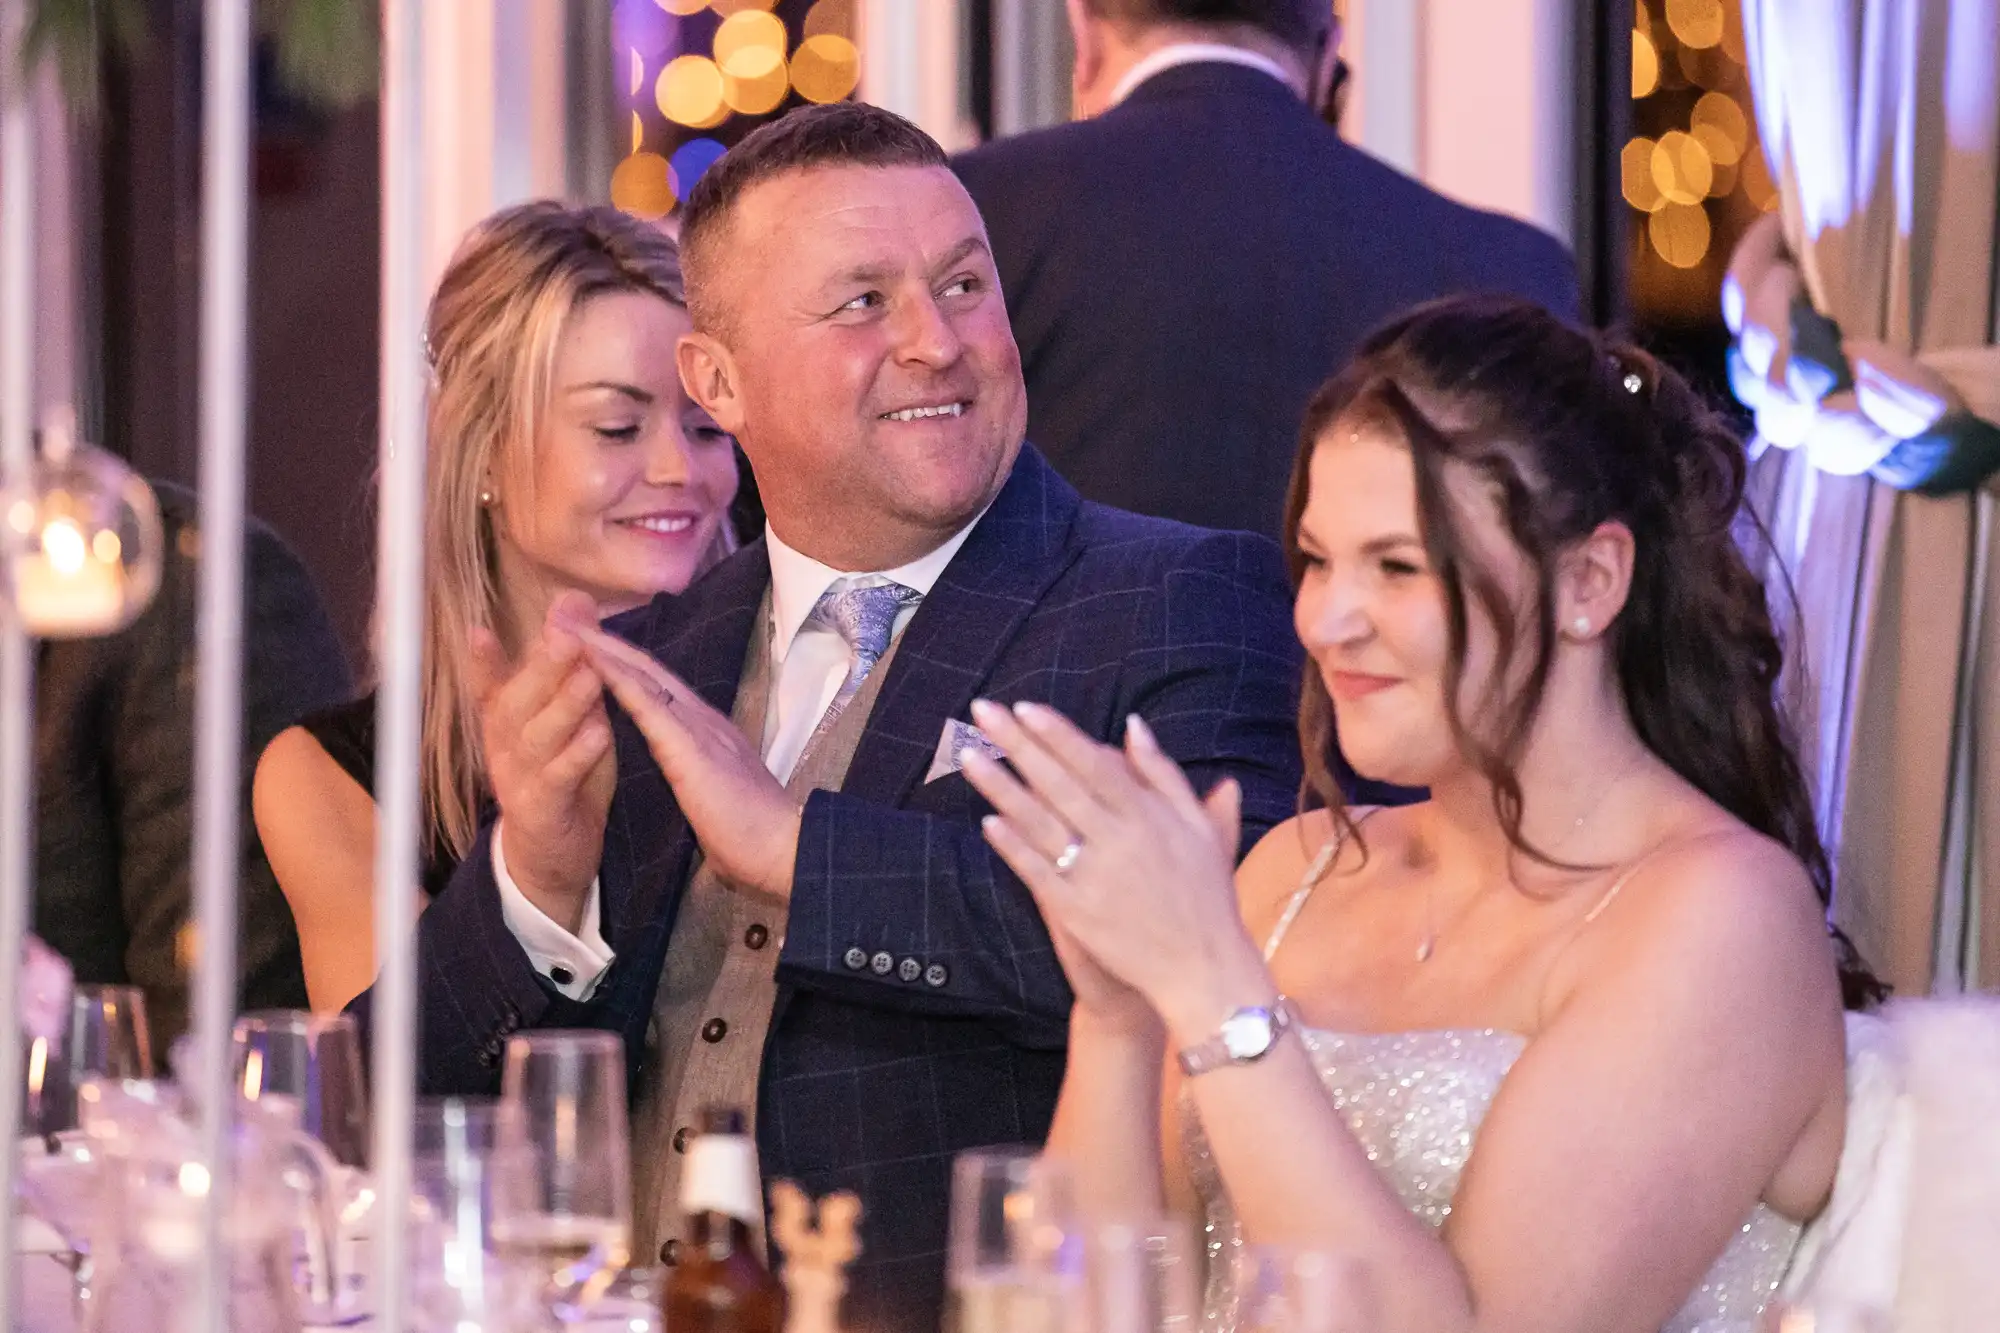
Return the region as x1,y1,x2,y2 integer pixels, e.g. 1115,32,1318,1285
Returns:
1283,295,1886,1010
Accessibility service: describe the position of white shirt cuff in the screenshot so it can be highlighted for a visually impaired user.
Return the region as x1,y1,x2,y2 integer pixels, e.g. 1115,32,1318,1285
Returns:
492,820,615,1001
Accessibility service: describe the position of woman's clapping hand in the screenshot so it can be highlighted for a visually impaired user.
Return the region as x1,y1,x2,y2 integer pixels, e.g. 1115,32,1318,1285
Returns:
960,700,1266,1039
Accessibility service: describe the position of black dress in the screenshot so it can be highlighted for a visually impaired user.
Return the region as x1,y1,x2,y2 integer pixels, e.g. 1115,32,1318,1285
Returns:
297,693,460,900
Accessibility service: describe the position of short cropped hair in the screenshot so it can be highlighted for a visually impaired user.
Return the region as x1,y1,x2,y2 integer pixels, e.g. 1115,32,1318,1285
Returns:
679,102,950,336
1081,0,1331,56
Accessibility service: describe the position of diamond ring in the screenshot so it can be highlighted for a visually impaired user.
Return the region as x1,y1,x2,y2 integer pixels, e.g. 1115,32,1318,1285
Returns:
1054,840,1084,874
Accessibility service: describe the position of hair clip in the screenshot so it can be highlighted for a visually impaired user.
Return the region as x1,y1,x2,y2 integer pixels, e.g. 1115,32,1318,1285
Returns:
1623,372,1644,394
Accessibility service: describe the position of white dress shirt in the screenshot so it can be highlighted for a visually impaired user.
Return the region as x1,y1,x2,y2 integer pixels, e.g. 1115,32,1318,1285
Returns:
494,515,982,999
1105,41,1298,110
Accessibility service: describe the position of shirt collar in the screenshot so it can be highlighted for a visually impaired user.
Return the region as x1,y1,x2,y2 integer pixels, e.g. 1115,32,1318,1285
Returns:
1106,42,1298,109
764,510,984,663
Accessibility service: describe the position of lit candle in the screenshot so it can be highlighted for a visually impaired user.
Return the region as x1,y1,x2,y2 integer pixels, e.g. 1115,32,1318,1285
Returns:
12,516,128,637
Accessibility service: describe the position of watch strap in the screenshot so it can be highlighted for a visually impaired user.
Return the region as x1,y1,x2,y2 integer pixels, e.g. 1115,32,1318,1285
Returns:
1176,996,1298,1078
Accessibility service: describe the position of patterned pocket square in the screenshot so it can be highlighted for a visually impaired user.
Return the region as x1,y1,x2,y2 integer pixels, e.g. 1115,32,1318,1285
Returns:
926,718,1007,783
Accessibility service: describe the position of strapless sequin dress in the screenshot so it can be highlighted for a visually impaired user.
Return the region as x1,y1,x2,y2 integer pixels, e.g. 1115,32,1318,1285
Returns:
1184,830,1802,1331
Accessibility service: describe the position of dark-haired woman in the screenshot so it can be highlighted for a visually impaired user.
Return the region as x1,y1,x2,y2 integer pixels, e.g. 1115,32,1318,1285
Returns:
959,295,1881,1333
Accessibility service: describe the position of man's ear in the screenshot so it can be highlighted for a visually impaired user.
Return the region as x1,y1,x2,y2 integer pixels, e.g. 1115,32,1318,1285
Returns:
678,332,746,438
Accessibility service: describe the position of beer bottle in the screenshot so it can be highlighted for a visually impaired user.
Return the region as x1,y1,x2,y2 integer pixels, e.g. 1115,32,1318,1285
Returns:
662,1105,787,1333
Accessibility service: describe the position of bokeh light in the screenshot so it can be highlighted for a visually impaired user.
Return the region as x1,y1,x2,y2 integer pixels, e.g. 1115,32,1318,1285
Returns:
723,61,791,115
804,0,856,39
1649,202,1713,267
710,0,780,14
715,10,788,78
1633,29,1659,98
658,54,728,127
1621,137,1666,212
1665,0,1725,48
656,0,710,14
613,0,673,59
629,48,645,98
611,151,677,219
1650,130,1714,204
792,34,860,103
671,138,730,203
1691,91,1749,162
631,111,644,154
1741,142,1779,210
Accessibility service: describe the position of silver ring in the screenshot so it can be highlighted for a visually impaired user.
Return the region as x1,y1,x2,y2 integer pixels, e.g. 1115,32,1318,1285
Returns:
1054,840,1084,875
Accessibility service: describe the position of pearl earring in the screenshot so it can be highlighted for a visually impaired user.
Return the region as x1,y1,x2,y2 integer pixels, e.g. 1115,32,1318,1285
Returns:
1572,616,1591,635
479,489,493,505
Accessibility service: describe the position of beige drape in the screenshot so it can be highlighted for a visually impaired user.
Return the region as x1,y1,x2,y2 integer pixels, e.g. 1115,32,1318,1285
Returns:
1740,0,2000,994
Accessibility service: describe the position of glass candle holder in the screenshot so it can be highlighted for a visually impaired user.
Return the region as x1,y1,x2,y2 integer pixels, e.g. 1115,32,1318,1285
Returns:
3,410,162,639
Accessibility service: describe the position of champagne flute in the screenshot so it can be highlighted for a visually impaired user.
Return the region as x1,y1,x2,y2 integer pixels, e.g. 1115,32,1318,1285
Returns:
495,1030,633,1294
946,1148,1079,1333
232,1009,371,1167
1231,1245,1376,1333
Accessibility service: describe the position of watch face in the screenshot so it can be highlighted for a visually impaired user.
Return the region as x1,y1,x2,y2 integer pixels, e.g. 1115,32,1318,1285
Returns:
1219,1008,1275,1061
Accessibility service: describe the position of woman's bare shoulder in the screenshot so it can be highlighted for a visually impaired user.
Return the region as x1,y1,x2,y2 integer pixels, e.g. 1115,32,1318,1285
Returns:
1557,821,1842,1033
253,725,375,836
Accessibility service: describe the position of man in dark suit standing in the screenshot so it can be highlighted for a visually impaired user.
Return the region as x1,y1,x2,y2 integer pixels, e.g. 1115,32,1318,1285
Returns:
369,104,1302,1332
953,0,1583,539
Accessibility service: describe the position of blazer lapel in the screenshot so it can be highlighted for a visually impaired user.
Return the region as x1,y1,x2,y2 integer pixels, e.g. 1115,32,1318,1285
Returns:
838,446,1084,809
600,542,772,946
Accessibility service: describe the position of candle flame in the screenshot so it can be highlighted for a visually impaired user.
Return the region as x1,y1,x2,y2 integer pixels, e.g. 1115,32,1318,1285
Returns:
42,517,87,575
26,1036,47,1096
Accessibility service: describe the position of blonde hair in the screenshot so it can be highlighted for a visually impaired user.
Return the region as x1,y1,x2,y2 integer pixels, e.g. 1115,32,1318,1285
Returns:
419,201,717,859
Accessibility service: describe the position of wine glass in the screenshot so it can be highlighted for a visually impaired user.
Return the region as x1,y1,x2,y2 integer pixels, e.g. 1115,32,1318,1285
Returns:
495,1030,633,1295
28,985,154,1134
407,1097,543,1333
1231,1245,1377,1333
946,1148,1079,1333
1077,1220,1201,1333
232,1009,370,1167
14,985,154,1319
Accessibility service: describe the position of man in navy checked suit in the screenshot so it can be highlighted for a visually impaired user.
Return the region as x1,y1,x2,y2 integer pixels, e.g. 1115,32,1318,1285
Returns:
360,104,1302,1332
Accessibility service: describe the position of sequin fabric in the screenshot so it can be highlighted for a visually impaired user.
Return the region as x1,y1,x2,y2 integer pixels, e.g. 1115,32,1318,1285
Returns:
1182,1027,1803,1332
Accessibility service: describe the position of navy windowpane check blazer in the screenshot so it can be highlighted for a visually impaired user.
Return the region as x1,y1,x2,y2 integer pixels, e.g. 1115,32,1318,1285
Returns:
353,445,1304,1331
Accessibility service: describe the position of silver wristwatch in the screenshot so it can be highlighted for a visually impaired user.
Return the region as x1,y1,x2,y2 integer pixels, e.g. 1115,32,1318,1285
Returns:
1176,996,1299,1077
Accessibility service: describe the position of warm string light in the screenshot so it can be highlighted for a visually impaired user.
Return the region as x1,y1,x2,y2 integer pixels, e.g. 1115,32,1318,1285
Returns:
609,0,861,220
1628,0,1771,282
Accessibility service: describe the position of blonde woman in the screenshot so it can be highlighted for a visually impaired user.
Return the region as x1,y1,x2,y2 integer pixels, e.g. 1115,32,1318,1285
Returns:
254,202,739,1013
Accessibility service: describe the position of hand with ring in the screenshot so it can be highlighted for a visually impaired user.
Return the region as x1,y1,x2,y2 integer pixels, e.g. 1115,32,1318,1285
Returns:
958,699,1264,1039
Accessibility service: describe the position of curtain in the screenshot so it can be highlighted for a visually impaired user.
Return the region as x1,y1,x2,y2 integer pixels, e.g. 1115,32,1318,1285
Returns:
1739,0,1999,994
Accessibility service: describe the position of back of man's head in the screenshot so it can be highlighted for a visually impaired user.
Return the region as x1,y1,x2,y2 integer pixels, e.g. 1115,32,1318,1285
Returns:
1080,0,1331,57
679,102,949,337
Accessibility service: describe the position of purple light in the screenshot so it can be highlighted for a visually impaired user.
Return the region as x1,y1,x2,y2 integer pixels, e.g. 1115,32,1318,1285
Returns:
671,138,729,201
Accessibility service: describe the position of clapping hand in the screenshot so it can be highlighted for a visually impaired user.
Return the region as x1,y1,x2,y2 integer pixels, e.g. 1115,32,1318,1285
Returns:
959,700,1269,1041
564,607,803,898
471,592,616,932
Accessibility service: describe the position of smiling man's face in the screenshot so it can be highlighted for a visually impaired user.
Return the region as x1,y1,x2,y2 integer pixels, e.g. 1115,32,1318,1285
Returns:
679,163,1027,570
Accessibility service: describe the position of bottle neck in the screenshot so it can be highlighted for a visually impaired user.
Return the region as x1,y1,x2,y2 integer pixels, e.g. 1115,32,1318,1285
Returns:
680,1133,763,1230
686,1210,758,1255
